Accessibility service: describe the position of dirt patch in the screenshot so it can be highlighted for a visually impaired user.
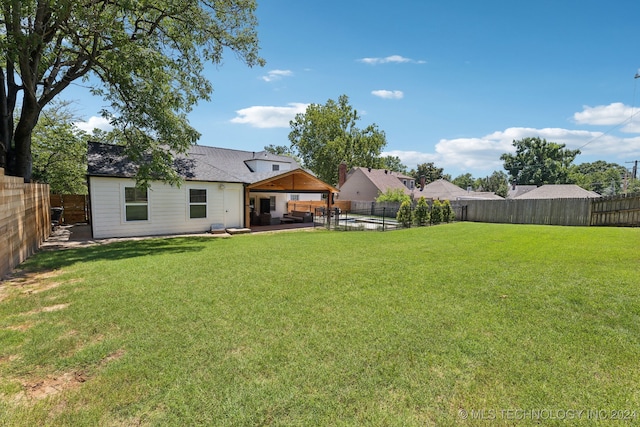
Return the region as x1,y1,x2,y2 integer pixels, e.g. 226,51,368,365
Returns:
0,354,19,364
10,348,125,403
100,349,126,366
0,270,65,302
25,303,70,315
5,322,35,332
14,371,88,403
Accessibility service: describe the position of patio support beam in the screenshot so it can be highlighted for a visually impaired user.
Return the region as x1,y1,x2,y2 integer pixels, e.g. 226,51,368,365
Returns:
244,186,251,227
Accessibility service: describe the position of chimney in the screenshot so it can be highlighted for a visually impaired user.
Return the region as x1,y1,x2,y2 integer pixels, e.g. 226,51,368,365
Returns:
420,175,426,190
338,161,347,188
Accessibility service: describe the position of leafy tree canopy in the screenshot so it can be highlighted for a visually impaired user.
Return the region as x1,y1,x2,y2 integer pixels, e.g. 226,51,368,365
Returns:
32,101,88,194
409,162,450,188
568,161,627,195
475,171,509,198
452,173,476,191
500,137,580,186
288,94,387,185
1,0,263,185
380,155,407,174
376,188,411,204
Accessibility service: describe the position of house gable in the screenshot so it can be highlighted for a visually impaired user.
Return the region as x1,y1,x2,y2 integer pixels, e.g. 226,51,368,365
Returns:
338,167,414,202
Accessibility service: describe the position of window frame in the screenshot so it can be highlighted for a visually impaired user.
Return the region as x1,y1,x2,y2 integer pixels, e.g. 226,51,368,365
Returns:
123,185,149,222
188,188,208,219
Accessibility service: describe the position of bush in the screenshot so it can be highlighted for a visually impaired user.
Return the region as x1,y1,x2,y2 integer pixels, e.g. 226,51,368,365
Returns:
442,199,454,223
431,199,443,224
396,199,413,227
414,196,430,226
376,188,411,204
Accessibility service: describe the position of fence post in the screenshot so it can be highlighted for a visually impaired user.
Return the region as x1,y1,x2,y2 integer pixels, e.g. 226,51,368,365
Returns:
382,207,386,231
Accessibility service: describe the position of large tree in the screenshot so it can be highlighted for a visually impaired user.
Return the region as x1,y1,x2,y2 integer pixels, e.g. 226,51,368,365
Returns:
31,101,88,194
500,137,580,186
288,94,387,185
409,162,450,188
475,170,509,198
568,161,627,195
0,0,263,183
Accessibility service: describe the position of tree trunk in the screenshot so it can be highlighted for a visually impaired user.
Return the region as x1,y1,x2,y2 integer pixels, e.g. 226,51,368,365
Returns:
13,96,41,182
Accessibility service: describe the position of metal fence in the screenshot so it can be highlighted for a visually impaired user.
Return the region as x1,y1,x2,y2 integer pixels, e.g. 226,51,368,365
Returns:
313,203,454,231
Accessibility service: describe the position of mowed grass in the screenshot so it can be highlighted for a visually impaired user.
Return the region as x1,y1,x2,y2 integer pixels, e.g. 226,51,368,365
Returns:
0,223,639,426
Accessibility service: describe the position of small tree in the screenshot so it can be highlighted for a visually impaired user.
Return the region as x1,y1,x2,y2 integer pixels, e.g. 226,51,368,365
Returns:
442,200,454,223
396,199,413,228
431,199,443,225
376,188,411,204
414,196,430,226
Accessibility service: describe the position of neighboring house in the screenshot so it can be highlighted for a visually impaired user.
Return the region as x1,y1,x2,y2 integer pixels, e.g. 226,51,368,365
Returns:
507,185,537,199
513,184,601,199
419,179,503,200
337,165,415,202
87,142,337,238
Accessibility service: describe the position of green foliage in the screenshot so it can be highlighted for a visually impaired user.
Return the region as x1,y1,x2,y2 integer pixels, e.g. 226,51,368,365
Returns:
442,199,454,223
0,0,264,183
500,137,580,186
475,170,509,198
376,188,411,204
409,162,451,188
396,199,413,227
288,94,387,185
568,161,627,195
31,102,88,194
414,196,430,226
452,173,475,191
430,199,443,224
380,155,408,173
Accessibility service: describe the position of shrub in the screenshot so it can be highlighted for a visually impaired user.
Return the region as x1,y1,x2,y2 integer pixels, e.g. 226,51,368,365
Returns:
414,196,430,226
442,199,454,223
431,199,443,224
376,188,411,204
396,199,413,227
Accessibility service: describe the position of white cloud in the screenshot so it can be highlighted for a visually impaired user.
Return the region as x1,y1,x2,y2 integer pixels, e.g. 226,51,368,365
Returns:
573,102,640,133
261,69,293,82
358,55,425,65
372,90,404,99
385,125,640,175
74,116,112,133
230,103,308,128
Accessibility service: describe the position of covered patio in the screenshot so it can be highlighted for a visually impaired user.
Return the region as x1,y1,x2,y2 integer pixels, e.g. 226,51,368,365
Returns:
245,169,338,230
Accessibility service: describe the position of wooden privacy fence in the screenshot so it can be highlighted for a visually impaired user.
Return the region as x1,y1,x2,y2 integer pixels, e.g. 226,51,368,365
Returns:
287,200,351,214
49,194,89,224
459,193,640,227
591,193,640,226
0,168,50,279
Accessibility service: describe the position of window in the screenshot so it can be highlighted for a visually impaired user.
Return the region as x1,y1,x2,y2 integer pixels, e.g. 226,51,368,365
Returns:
270,196,276,211
290,194,300,201
189,189,207,219
125,187,148,221
272,164,280,171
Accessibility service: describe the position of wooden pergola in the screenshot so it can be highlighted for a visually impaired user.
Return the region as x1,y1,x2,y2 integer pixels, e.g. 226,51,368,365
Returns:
244,169,338,227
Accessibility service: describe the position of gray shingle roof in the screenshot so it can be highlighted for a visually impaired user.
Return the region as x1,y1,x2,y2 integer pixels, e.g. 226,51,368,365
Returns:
347,167,414,195
87,142,301,184
418,179,503,200
513,184,601,199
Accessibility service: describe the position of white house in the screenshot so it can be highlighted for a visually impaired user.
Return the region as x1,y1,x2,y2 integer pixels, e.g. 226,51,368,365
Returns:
87,142,337,238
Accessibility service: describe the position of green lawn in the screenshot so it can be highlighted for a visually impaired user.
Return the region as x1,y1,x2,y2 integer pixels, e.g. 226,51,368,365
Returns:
0,223,639,426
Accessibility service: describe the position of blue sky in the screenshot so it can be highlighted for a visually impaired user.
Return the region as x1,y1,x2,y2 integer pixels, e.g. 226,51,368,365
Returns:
71,0,640,178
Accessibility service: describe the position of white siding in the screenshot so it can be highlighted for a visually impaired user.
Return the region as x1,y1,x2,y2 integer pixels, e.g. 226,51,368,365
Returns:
245,159,291,172
89,177,244,238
